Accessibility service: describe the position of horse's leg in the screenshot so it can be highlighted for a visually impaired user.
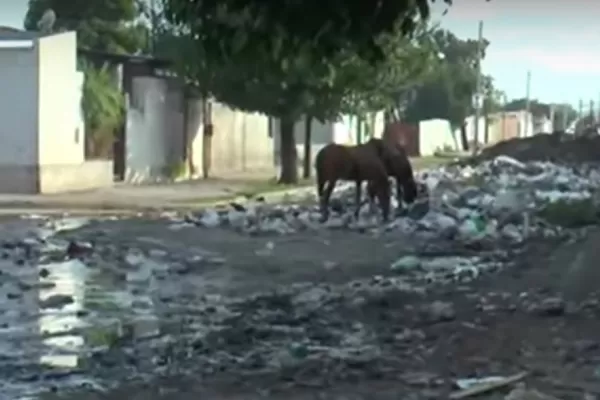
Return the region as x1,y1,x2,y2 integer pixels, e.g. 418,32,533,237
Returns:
319,180,336,223
378,179,391,222
367,181,377,215
354,180,362,219
395,176,404,216
316,168,326,198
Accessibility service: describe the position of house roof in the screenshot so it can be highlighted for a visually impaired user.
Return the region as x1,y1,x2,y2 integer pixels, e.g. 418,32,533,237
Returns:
77,48,171,68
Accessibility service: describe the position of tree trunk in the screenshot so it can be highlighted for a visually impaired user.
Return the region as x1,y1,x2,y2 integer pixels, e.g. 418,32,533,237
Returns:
279,116,298,184
356,115,363,144
202,125,213,179
460,122,469,151
303,115,312,179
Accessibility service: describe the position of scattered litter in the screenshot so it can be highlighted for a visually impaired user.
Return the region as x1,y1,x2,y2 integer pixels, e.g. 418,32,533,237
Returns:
450,371,529,399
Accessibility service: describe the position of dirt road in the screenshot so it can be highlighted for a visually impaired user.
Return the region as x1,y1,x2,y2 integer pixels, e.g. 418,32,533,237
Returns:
22,216,600,400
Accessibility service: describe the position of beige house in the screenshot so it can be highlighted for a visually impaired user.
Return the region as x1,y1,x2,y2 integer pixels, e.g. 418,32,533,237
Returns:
0,30,112,194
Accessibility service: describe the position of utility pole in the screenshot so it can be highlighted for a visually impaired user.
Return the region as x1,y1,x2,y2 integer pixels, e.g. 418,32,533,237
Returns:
149,0,159,53
524,70,531,137
472,20,484,155
577,99,583,135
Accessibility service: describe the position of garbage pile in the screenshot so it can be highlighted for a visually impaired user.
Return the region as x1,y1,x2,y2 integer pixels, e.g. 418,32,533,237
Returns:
173,155,600,244
471,132,600,164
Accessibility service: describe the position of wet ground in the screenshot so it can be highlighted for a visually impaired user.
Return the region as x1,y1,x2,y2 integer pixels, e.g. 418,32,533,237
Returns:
1,215,600,399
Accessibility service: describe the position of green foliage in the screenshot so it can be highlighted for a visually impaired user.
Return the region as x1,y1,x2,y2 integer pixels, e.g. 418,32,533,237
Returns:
162,161,189,180
538,198,600,228
24,0,147,53
403,29,490,129
81,62,125,138
162,0,440,63
159,0,446,183
158,5,435,121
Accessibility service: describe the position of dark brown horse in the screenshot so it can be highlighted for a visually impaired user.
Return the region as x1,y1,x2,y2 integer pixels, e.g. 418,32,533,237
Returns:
315,141,391,222
367,138,418,211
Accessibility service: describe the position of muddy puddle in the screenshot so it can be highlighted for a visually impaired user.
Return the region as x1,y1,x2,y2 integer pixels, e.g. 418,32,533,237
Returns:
0,217,194,399
0,215,520,399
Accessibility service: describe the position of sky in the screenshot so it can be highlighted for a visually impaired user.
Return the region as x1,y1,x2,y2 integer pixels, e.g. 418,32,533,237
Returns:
2,0,598,107
431,1,600,107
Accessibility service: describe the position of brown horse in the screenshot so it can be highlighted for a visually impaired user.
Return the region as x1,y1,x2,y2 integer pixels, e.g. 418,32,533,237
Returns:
366,138,418,212
315,141,391,222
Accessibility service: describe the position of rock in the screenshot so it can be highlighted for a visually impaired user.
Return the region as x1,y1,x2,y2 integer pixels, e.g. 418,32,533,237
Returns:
505,384,561,400
391,255,421,271
421,301,456,322
548,229,600,301
199,209,221,228
40,294,74,309
66,240,93,258
530,297,566,317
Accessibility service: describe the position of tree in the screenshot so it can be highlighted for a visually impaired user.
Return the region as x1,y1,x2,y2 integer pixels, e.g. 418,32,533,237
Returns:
163,0,438,64
24,0,147,53
403,29,489,149
160,0,436,183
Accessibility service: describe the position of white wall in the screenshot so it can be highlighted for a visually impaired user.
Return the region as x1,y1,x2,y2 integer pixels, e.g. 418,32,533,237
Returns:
210,101,272,174
460,111,534,146
125,77,170,183
0,46,38,165
272,116,335,167
418,119,458,156
37,31,83,165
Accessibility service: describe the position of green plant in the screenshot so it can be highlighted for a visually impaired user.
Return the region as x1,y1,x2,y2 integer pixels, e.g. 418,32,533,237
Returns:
81,62,125,156
538,198,600,228
163,160,189,180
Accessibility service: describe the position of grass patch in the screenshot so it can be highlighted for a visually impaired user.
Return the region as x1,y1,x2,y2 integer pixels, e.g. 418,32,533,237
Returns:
170,177,315,208
538,198,600,228
234,177,314,198
410,156,452,171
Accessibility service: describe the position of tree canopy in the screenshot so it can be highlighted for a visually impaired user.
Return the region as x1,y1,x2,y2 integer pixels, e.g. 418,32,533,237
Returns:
163,0,444,63
162,0,441,183
403,29,491,129
24,0,147,53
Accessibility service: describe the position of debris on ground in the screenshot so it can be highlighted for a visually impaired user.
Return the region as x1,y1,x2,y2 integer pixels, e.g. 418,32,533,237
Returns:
1,140,600,399
472,132,600,164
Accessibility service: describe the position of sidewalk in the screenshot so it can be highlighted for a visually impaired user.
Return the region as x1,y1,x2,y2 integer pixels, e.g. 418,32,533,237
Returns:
0,157,450,215
0,178,315,215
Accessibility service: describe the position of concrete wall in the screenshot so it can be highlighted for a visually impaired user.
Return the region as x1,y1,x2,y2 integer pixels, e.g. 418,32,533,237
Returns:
36,32,110,193
39,160,114,194
124,77,273,182
209,101,272,174
0,42,39,192
0,32,112,194
125,77,173,183
272,117,334,169
37,32,83,165
460,110,534,148
418,119,458,156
